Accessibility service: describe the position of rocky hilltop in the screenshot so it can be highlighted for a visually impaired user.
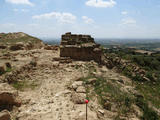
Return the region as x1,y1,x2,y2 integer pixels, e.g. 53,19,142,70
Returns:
0,32,159,120
0,32,44,51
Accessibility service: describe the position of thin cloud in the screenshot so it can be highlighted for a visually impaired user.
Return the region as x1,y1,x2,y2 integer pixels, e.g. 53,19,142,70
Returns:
5,0,34,6
85,0,116,8
121,11,128,15
32,12,76,24
121,18,136,25
13,9,29,12
13,8,18,12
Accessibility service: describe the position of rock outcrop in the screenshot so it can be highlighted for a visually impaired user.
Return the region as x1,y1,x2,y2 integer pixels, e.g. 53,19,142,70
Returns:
60,32,102,63
0,83,21,111
102,54,150,81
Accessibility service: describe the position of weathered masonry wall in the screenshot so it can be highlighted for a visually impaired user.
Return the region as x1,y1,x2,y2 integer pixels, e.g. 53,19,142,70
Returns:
60,32,102,63
61,32,94,45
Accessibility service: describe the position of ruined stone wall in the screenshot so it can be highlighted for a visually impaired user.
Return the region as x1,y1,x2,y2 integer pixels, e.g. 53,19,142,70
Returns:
60,46,101,63
60,32,102,63
61,32,94,45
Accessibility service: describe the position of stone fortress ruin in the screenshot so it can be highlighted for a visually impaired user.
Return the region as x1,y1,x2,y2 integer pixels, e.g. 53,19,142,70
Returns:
60,32,102,63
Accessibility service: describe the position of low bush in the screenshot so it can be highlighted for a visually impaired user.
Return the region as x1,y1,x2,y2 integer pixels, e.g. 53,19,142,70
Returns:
136,96,159,120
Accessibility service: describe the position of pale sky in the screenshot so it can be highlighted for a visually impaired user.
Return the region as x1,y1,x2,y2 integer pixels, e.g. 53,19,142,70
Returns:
0,0,160,38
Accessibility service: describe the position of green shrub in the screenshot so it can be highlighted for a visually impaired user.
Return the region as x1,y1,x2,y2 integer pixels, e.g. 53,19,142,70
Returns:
6,67,12,72
125,96,132,107
146,72,154,81
136,97,160,120
122,67,132,77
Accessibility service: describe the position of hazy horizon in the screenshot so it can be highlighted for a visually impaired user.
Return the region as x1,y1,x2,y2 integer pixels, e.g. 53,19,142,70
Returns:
41,37,160,41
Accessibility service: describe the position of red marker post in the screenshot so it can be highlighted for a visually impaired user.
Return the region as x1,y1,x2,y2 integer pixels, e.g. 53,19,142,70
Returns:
85,99,89,120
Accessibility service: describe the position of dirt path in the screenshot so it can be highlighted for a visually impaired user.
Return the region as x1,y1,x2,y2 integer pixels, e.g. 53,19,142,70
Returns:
16,50,97,120
7,49,138,120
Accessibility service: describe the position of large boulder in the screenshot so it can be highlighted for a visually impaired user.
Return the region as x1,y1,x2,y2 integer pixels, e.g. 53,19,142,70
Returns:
0,83,21,110
71,81,83,90
71,92,86,104
76,86,86,93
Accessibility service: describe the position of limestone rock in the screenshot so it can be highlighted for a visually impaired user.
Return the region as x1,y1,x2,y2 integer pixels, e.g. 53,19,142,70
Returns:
132,105,143,117
71,92,86,104
98,109,105,115
0,110,11,120
118,79,124,84
76,86,86,93
72,81,83,90
87,78,97,84
143,76,150,81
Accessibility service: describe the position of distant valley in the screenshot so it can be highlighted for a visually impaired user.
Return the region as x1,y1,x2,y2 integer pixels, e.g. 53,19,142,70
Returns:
43,38,160,52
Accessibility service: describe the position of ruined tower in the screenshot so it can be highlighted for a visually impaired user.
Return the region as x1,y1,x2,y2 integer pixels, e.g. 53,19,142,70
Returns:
60,32,102,63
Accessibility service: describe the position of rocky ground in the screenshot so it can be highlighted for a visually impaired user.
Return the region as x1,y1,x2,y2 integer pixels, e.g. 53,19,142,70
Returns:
0,47,144,120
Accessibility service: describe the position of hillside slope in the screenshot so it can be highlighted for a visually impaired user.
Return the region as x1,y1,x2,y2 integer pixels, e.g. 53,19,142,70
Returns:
0,32,42,44
0,32,44,50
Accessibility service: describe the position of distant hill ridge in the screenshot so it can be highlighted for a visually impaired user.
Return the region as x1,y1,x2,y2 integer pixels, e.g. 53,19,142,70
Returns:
0,32,44,50
0,32,43,45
